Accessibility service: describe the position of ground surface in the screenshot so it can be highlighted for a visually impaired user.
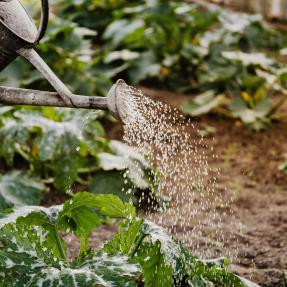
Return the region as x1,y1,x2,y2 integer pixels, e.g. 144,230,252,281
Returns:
146,89,287,287
67,88,287,287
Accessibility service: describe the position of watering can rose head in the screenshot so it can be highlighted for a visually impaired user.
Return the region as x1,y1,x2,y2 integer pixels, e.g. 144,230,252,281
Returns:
107,79,131,122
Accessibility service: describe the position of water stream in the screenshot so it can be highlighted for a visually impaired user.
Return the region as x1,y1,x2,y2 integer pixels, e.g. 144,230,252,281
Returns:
118,81,238,259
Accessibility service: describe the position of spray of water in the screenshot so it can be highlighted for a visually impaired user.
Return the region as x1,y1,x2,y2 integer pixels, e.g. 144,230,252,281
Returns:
117,81,238,259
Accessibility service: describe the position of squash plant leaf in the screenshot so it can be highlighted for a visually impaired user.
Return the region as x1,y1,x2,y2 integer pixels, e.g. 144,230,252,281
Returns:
0,171,45,211
137,241,173,287
0,120,30,167
57,192,136,254
104,217,258,287
230,96,272,129
13,111,107,192
0,194,140,286
181,91,225,116
99,140,149,190
90,170,136,203
104,218,144,255
0,193,259,287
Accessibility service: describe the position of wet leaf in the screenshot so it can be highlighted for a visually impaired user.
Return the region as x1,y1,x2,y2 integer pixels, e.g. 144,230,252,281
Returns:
90,170,136,203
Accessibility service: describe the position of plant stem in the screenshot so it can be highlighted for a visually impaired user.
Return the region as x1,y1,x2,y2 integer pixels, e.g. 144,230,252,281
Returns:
267,92,287,117
75,176,89,185
15,146,30,162
129,233,148,258
78,167,100,174
52,226,68,265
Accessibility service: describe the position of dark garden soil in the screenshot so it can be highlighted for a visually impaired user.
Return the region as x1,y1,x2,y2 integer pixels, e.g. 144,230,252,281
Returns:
66,88,287,287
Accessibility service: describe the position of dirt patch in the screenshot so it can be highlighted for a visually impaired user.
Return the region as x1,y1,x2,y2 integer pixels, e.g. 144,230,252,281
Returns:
101,87,287,287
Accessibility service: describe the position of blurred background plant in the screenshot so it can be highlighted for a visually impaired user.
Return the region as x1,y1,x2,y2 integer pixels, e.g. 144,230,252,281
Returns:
1,0,287,208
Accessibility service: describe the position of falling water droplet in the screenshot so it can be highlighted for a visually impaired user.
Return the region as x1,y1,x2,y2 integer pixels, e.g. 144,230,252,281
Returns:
117,81,238,259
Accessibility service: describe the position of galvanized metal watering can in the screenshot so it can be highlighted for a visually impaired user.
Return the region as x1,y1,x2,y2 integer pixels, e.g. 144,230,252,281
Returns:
0,0,127,119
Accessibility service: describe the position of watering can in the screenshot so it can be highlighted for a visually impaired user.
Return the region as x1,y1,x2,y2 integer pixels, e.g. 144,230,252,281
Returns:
0,0,127,119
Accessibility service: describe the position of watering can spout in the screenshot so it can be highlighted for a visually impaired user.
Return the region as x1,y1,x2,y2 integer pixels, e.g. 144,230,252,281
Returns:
0,79,130,120
0,0,75,107
0,0,129,120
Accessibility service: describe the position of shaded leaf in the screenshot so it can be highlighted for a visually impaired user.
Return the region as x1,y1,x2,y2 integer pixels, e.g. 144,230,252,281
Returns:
0,171,45,211
0,120,29,166
90,170,136,203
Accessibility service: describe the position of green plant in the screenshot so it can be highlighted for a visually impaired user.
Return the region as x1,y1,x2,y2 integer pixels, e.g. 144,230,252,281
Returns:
182,50,287,129
55,0,287,128
0,105,154,208
0,192,259,286
0,14,111,96
279,154,287,172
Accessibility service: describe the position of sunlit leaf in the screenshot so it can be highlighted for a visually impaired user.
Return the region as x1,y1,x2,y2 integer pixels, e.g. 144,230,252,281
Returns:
181,91,225,116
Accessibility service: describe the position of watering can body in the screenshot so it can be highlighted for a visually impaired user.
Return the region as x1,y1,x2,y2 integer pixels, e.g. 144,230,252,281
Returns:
0,0,123,115
0,0,77,106
0,0,47,71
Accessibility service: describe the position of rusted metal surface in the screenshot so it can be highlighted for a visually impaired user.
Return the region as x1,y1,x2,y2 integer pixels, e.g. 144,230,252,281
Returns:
0,86,108,110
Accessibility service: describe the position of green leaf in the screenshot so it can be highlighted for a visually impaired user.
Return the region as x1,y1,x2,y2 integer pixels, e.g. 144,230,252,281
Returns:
137,241,173,287
99,140,149,190
23,252,139,287
0,120,29,166
105,218,256,287
0,195,140,286
128,51,161,84
140,220,191,283
104,218,144,255
91,194,136,218
58,192,136,224
104,50,140,63
51,131,79,192
222,51,275,69
0,205,65,272
57,192,102,255
90,170,136,203
181,91,225,116
0,171,45,211
104,19,145,46
230,96,272,125
13,111,107,192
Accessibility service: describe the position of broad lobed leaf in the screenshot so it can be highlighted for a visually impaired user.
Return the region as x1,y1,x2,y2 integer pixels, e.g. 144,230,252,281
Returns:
0,194,140,286
0,171,45,210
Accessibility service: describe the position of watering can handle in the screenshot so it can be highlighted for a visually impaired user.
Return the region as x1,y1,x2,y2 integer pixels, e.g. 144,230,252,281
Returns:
36,0,49,43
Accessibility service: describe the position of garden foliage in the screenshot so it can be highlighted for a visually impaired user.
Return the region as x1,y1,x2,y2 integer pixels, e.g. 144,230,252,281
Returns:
56,0,287,129
0,105,152,208
2,0,287,129
0,2,282,284
0,192,259,287
0,0,286,213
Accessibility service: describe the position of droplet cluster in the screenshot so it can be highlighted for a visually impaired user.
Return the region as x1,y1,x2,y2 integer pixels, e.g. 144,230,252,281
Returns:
119,82,238,259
